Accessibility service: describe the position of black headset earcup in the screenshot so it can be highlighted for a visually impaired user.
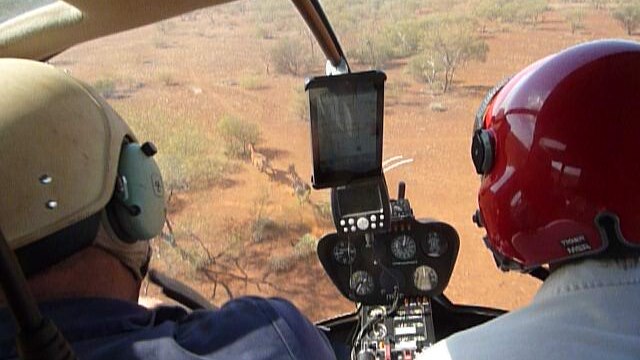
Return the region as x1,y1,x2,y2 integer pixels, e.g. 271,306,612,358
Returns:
471,129,495,175
106,142,166,243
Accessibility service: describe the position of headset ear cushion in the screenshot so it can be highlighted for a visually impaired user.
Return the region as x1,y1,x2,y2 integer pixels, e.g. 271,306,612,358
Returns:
473,76,512,133
107,142,166,242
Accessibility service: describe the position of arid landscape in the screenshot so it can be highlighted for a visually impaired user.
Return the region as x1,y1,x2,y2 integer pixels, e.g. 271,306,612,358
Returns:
49,0,638,321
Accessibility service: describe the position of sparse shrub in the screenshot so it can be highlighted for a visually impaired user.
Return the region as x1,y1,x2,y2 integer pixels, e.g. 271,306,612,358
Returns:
612,2,640,35
255,25,275,40
153,38,173,49
563,8,586,34
291,87,310,122
239,75,265,90
312,201,332,222
269,255,294,273
293,233,318,259
430,102,448,112
269,37,311,75
251,217,276,243
157,20,176,34
93,79,116,99
159,72,179,86
514,0,548,26
217,114,261,159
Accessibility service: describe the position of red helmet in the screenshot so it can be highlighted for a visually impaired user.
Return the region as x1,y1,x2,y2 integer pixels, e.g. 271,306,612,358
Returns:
471,39,640,271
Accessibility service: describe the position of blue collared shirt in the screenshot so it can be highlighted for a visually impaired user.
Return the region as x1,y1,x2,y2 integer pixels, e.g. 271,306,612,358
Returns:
418,259,640,360
0,296,336,359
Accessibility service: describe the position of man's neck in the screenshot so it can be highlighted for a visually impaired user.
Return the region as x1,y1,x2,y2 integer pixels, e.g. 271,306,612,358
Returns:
2,246,140,304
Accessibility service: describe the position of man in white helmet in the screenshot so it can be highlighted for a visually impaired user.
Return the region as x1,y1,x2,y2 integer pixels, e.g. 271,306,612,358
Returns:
0,58,336,360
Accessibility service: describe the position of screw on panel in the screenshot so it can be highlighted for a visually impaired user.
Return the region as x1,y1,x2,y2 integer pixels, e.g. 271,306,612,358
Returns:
46,201,58,210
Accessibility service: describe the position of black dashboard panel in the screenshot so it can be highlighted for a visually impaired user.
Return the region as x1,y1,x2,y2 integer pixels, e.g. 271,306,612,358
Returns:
317,218,459,305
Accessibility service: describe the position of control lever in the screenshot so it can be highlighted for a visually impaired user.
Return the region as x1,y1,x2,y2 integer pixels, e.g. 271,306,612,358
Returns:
391,181,413,219
398,181,406,200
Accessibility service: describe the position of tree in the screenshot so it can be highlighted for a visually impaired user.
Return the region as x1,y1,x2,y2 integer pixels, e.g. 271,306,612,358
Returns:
517,0,548,26
269,37,311,76
409,17,488,93
612,2,640,35
474,0,502,32
381,20,423,58
474,0,547,27
591,0,608,10
216,115,260,158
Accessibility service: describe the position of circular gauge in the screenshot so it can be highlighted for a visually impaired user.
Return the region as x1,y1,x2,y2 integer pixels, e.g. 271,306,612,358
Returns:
333,241,356,265
391,235,417,260
350,271,375,296
414,265,438,291
422,231,448,257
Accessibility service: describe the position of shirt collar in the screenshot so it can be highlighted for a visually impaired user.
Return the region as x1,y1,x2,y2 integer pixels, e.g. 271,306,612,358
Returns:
534,258,640,302
0,298,156,343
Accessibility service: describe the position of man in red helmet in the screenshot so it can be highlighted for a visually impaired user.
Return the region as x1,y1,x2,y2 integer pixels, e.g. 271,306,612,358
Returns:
419,39,640,359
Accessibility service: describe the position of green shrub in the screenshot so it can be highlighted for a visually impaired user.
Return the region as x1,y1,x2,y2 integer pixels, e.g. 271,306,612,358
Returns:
269,255,294,273
116,107,227,192
293,233,318,259
239,74,265,90
217,114,261,158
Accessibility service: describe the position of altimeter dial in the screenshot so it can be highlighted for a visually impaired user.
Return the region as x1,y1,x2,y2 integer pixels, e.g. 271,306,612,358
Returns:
391,235,417,260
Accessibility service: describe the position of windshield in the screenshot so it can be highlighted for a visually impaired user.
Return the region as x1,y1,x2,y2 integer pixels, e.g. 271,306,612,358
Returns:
49,0,634,321
0,0,56,23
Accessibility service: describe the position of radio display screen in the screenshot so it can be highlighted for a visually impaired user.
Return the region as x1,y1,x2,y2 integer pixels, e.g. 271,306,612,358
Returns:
337,182,382,216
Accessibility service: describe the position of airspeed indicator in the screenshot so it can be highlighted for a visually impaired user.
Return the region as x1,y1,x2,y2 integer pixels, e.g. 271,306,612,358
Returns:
350,270,375,296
